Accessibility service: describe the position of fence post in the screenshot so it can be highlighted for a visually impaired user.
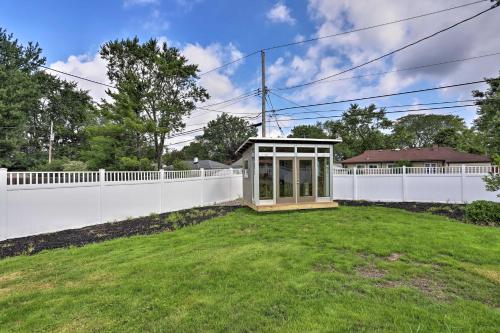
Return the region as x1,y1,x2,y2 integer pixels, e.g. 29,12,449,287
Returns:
353,167,358,200
461,164,466,204
0,168,7,240
159,169,165,213
402,165,407,202
229,167,233,199
99,169,105,223
200,168,205,206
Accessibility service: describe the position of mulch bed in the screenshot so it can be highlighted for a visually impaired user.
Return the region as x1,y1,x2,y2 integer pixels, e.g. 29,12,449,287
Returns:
337,200,466,220
0,205,241,260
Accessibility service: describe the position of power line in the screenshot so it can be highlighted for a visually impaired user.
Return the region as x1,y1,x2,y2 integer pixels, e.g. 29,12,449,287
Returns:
273,52,500,90
275,104,476,122
266,95,284,136
269,80,487,112
195,0,489,76
270,91,342,116
198,51,260,76
274,98,480,116
264,0,489,51
273,5,498,91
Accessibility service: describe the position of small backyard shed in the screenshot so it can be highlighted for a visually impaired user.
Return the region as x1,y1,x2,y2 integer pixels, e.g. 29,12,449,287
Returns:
235,137,341,211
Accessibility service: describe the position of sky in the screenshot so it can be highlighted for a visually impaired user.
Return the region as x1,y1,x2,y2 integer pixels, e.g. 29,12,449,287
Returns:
1,0,499,147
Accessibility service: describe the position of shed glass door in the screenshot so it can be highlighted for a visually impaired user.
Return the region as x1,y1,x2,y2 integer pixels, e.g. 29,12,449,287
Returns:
297,158,315,202
277,158,295,203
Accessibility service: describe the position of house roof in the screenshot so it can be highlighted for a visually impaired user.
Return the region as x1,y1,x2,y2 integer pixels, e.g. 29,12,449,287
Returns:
235,137,342,156
185,160,230,169
342,147,491,164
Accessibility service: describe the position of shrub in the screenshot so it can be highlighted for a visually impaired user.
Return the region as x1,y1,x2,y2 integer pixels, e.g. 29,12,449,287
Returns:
62,160,88,171
464,200,500,226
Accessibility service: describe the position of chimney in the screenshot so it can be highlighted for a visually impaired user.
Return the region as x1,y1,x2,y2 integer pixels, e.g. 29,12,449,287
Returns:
432,144,439,150
193,157,199,164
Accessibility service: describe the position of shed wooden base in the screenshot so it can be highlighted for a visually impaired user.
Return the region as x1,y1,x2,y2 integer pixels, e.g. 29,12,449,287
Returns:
245,201,339,212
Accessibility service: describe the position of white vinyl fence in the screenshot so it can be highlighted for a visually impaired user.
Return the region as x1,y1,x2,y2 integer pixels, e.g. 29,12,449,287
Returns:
0,168,242,241
1,165,499,241
332,165,500,203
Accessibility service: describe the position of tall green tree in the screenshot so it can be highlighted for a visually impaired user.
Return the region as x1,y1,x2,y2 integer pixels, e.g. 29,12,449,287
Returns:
1,28,94,170
390,114,468,148
95,37,209,169
0,28,44,169
472,73,500,156
288,123,326,139
322,104,392,160
196,113,257,163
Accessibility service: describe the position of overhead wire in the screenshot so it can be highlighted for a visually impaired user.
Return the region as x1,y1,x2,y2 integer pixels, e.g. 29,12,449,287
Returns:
269,80,487,112
272,4,498,91
196,0,490,76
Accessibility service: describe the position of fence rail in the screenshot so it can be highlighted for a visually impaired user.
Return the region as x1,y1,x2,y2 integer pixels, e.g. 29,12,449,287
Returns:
0,167,242,241
5,168,240,187
332,166,499,176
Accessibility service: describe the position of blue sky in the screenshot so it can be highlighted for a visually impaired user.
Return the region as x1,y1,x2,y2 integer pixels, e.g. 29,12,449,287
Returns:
1,0,499,142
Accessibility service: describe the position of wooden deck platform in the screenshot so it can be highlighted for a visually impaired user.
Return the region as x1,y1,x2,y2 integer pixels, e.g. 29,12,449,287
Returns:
245,201,339,212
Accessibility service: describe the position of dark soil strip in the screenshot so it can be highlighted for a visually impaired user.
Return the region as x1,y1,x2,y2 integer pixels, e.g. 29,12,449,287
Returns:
337,200,465,220
0,206,241,259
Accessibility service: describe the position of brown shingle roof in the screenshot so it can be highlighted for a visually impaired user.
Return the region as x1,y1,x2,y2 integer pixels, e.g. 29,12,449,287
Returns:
342,147,491,164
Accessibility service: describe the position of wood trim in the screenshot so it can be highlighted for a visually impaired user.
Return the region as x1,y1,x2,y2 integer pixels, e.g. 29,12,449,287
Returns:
245,200,338,212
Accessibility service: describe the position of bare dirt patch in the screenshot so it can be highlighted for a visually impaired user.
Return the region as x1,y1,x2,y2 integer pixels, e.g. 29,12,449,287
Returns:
0,271,22,283
313,263,336,272
411,277,447,301
387,253,402,262
356,265,386,279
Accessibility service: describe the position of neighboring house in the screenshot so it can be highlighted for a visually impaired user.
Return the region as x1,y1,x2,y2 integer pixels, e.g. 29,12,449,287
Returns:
166,158,230,170
342,146,491,169
186,159,230,170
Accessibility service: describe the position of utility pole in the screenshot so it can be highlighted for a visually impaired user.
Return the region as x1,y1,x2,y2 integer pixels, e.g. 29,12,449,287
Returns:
48,121,54,164
261,50,266,137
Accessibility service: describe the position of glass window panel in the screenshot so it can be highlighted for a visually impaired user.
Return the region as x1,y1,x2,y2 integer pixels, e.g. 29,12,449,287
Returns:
259,146,273,152
299,160,313,197
297,147,315,153
276,146,294,153
317,147,330,153
259,157,273,200
317,157,330,197
279,160,294,198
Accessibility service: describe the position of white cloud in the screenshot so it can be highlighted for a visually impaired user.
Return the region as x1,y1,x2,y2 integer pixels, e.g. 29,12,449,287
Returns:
294,34,305,43
267,0,498,126
50,40,262,147
267,2,296,25
123,0,159,7
49,54,112,102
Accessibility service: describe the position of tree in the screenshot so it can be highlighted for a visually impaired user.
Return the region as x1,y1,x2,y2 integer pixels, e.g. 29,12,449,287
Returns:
390,114,467,148
472,73,500,156
483,155,500,197
97,37,209,169
197,113,257,163
434,127,484,154
172,159,190,171
1,28,95,170
181,141,209,160
322,104,392,160
288,124,327,138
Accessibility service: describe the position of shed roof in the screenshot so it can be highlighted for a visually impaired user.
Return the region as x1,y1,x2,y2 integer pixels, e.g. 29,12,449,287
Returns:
236,137,341,156
342,147,491,164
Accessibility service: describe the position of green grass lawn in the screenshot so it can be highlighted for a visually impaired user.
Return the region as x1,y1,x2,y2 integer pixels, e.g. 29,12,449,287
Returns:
0,206,499,332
